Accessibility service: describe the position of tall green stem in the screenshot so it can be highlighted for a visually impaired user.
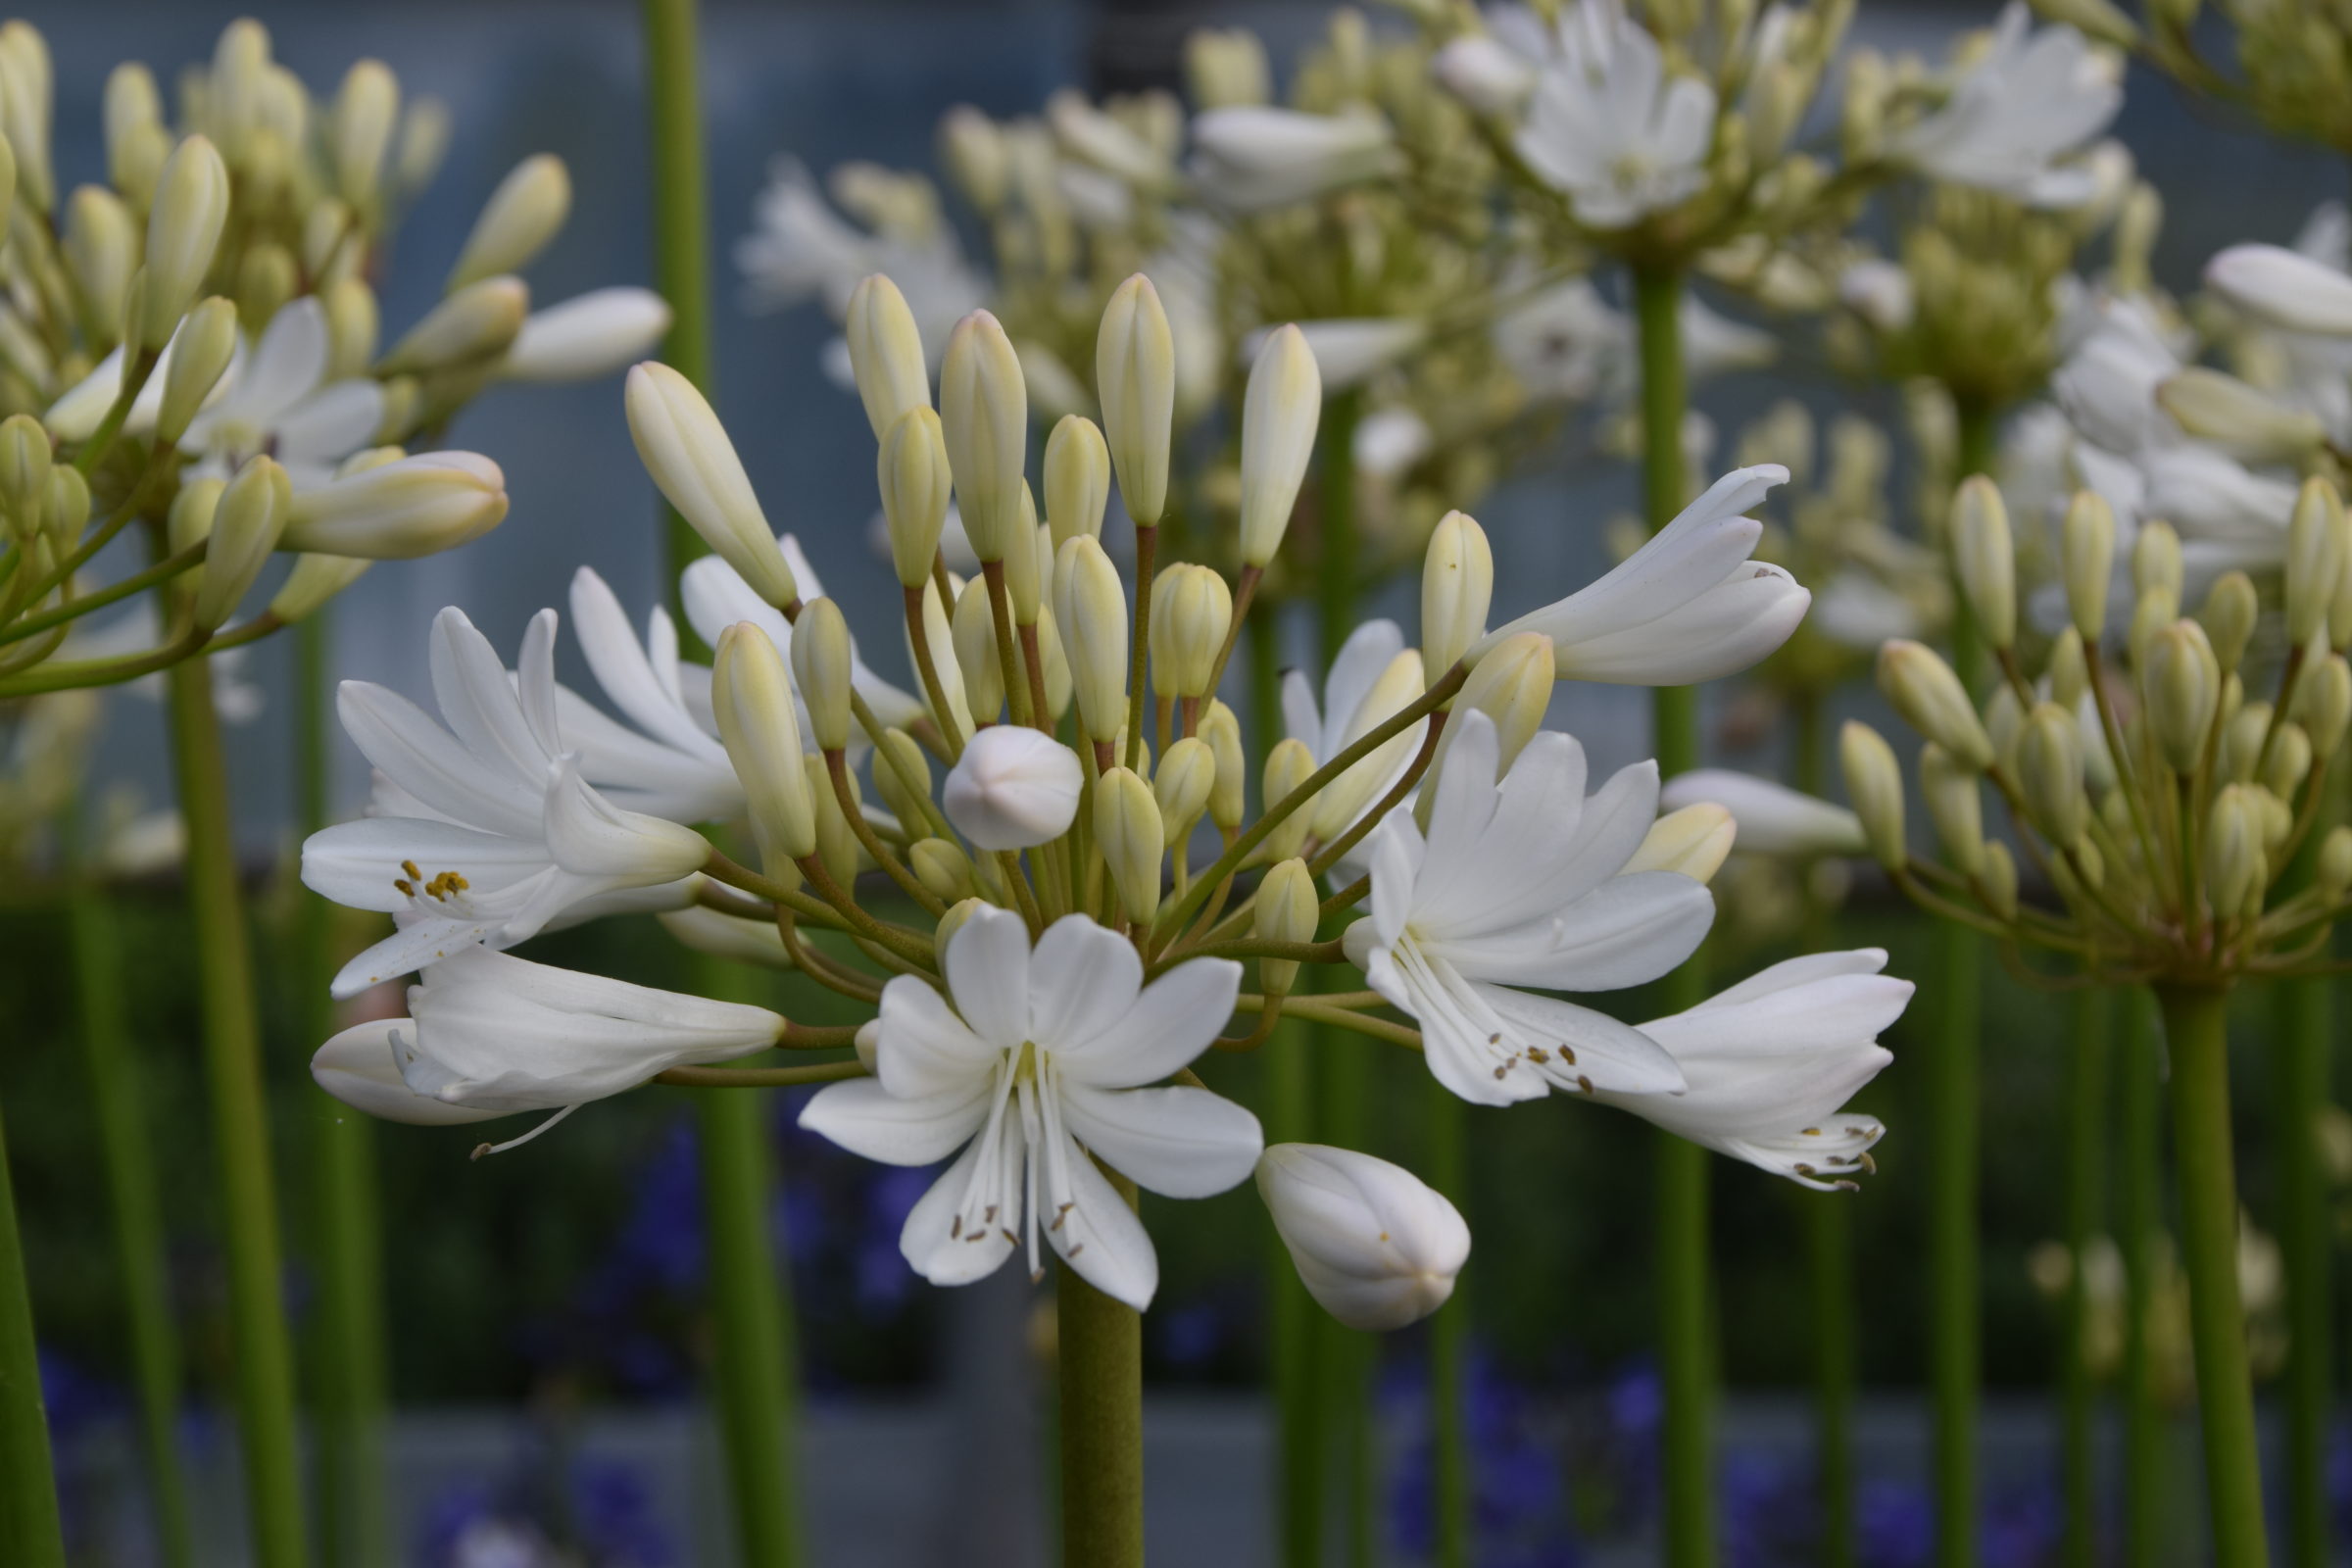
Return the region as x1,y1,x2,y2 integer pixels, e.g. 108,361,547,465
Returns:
0,1083,65,1568
2117,988,2164,1568
2059,987,2113,1568
643,3,805,1559
165,655,307,1568
1428,1085,1469,1568
69,881,197,1568
1058,1178,1144,1568
2155,984,2270,1568
1633,261,1713,1568
2273,784,2336,1568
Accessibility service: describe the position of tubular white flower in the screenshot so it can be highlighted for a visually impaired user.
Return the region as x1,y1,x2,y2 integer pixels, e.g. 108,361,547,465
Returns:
311,1018,508,1127
279,451,510,560
1594,950,1913,1189
625,362,799,607
1659,769,1867,858
301,607,710,999
1514,0,1717,229
1886,2,2122,206
501,288,673,382
1187,107,1399,212
2204,243,2352,336
1257,1144,1471,1331
1346,710,1705,1106
800,907,1263,1310
1474,464,1805,683
942,725,1085,851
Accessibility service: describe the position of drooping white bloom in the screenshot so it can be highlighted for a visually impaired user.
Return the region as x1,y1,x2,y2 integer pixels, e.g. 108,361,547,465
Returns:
1475,464,1806,683
302,607,710,998
1658,770,1867,858
1346,710,1706,1106
501,287,674,382
1514,0,1717,229
1886,2,2123,207
1594,950,1912,1188
943,725,1085,850
800,907,1263,1310
312,1018,509,1127
2205,243,2352,337
1257,1144,1471,1331
1187,107,1399,212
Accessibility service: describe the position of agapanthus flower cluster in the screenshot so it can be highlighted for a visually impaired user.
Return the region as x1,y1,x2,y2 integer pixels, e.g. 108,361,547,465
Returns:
0,16,670,709
305,266,1910,1322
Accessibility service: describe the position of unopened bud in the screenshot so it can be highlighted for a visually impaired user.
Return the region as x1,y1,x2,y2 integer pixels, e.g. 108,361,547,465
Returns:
2199,571,2258,676
1982,840,2019,920
877,405,952,588
281,451,509,559
1259,738,1320,865
2048,627,2089,710
1951,475,2014,650
39,466,86,548
1256,1144,1470,1332
268,553,372,622
1445,631,1550,781
2132,519,2181,602
1254,857,1319,995
1097,275,1175,528
914,577,971,744
1877,640,1993,771
2318,825,2352,903
1037,603,1074,721
2263,721,2312,801
1154,735,1218,841
381,275,528,372
235,245,297,336
2157,368,2325,462
1059,535,1130,740
1003,495,1044,625
846,273,930,439
2295,653,2352,761
625,363,797,606
906,839,975,904
1239,323,1321,566
938,107,1009,213
140,135,230,349
193,455,290,630
1919,742,1985,877
2062,491,2115,642
1201,700,1246,830
2018,703,2086,848
448,154,569,291
713,622,818,864
1421,512,1494,675
2203,785,2267,920
1044,414,1110,546
2220,703,2272,784
63,186,135,348
807,752,860,890
788,596,855,752
321,277,380,382
943,724,1082,852
939,309,1027,562
1623,803,1738,884
1095,765,1165,924
2127,585,2178,671
166,477,223,559
951,577,1007,723
872,729,935,838
1309,650,1427,841
1150,564,1233,700
330,60,399,212
2286,477,2347,649
105,63,163,197
156,296,237,446
2142,620,2222,774
0,414,51,536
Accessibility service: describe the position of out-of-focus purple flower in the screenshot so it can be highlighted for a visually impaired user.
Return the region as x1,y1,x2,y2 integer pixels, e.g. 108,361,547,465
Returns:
1856,1478,1935,1568
1387,1348,1581,1567
1156,1303,1225,1369
1605,1359,1662,1437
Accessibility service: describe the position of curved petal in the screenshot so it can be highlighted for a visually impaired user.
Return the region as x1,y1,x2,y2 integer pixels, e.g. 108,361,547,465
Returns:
1056,1081,1263,1199
1027,916,1144,1054
874,973,1003,1101
799,1076,992,1166
273,380,386,468
942,904,1034,1050
1473,983,1686,1095
900,1138,1019,1287
1047,1132,1160,1309
1054,956,1242,1088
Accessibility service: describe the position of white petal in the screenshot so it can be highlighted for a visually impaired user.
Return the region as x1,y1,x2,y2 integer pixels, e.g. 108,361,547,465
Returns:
273,380,386,467
874,973,1004,1100
1054,956,1242,1088
799,1076,993,1166
1055,1081,1263,1199
312,1019,510,1126
1047,1132,1160,1309
943,904,1034,1049
900,1138,1020,1287
1026,915,1144,1053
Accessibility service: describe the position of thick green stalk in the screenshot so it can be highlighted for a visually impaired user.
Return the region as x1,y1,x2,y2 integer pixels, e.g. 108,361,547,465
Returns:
1058,1180,1144,1568
297,610,393,1568
2271,973,2331,1568
69,883,197,1568
2059,987,2113,1568
0,1084,65,1568
1634,261,1714,1568
2116,989,2163,1568
165,656,308,1568
643,4,804,1558
1428,1084,1469,1568
2155,984,2270,1568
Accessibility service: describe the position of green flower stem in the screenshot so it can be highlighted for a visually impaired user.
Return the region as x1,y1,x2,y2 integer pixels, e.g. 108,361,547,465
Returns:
2274,782,2337,1568
0,1081,65,1568
2155,983,2270,1568
1058,1173,1145,1568
1634,260,1715,1568
2116,988,2164,1568
165,655,308,1568
643,2,805,1558
296,609,393,1568
2059,986,2112,1568
69,880,197,1568
1428,1082,1470,1568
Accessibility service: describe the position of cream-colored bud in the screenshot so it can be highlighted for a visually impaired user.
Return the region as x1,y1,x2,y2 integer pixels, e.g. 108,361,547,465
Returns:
303,198,358,283
2295,654,2352,761
943,725,1083,852
1003,501,1044,626
1095,765,1165,924
846,273,931,440
1187,27,1273,108
1982,840,2020,920
1097,274,1175,529
140,135,230,349
2332,539,2352,652
63,186,135,348
878,405,952,589
938,107,1010,213
105,64,162,197
1256,1143,1470,1333
2204,785,2267,921
2018,703,2086,849
1202,700,1246,830
331,60,399,212
156,296,238,447
951,577,1007,723
235,245,297,336
1037,603,1074,721
1309,650,1426,842
166,477,223,559
1060,536,1130,740
1154,736,1218,841
2263,721,2312,802
939,310,1027,562
2199,571,2258,676
625,363,798,607
1839,720,1905,870
2142,619,2222,774
322,277,379,382
2048,627,2089,711
207,20,269,166
908,839,977,904
914,576,971,745
1044,415,1110,546
194,455,290,631
0,24,53,216
2286,478,2346,650
280,451,508,559
39,465,86,547
2317,825,2352,903
381,275,527,371
1446,631,1550,778
934,897,990,955
1149,564,1233,700
2132,519,2181,602
396,99,452,196
806,753,860,890
1255,857,1319,995
2127,586,2177,671
448,154,569,291
1951,475,2014,650
1623,803,1738,885
2157,368,2325,462
1919,742,1985,877
787,596,855,753
0,414,51,537
1421,512,1494,675
1984,684,2026,774
2061,491,2115,642
268,553,371,622
2219,703,2271,784
1259,737,1320,865
872,729,935,838
713,622,819,863
1239,323,1321,566
1877,640,1993,771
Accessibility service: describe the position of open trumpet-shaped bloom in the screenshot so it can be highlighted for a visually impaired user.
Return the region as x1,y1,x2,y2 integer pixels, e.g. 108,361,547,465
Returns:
1887,2,2121,207
1346,711,1707,1106
1514,0,1717,229
800,907,1263,1310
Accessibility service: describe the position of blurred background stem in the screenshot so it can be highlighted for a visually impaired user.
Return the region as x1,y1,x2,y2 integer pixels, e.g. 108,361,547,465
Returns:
2273,961,2332,1568
0,1079,65,1568
2116,987,2164,1568
2059,987,2111,1568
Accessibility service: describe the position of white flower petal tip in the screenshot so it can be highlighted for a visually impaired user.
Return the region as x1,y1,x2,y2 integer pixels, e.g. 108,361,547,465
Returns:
503,288,675,382
1257,1144,1470,1331
798,908,1257,1311
1658,770,1866,859
312,1019,510,1127
1188,107,1399,212
1886,2,2123,206
2205,244,2352,336
942,726,1084,850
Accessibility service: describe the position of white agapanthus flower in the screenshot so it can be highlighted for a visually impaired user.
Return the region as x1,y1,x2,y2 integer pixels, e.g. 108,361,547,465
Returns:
556,565,742,823
1187,107,1400,212
1886,2,2123,207
1346,710,1707,1106
1594,950,1911,1189
944,725,1085,850
1257,1144,1471,1331
1658,769,1866,858
1281,619,1430,856
301,606,710,999
1514,0,1718,229
799,906,1263,1310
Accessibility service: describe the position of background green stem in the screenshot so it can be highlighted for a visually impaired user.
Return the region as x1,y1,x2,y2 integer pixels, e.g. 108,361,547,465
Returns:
2117,988,2164,1568
0,1081,65,1568
2060,987,2112,1568
1058,1180,1144,1568
165,655,308,1568
70,878,197,1568
1428,1085,1468,1568
1633,261,1714,1568
2155,984,2270,1568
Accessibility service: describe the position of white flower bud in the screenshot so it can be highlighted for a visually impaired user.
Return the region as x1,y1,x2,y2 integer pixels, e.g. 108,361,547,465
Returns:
938,107,1010,213
2061,490,2114,643
2206,244,2352,336
2132,518,2181,602
1239,323,1321,566
1094,765,1165,923
1058,535,1129,741
0,414,51,538
448,154,570,291
2295,653,2352,761
1980,840,2019,921
267,553,371,623
1252,856,1318,994
2156,368,2326,462
872,729,935,838
1877,640,1993,771
879,405,953,590
62,186,135,349
1258,738,1320,866
943,725,1083,851
1951,475,2014,651
501,288,671,383
951,576,1007,724
713,622,819,864
2048,628,2090,711
939,310,1027,562
279,451,508,559
1044,415,1110,547
1919,742,1985,877
1433,34,1537,115
2262,721,2312,802
330,60,400,213
790,596,856,753
908,838,978,905
193,455,291,631
2203,785,2267,920
166,477,222,559
2286,478,2347,650
1421,512,1493,675
1257,1145,1470,1332
1149,564,1233,700
156,296,238,447
1097,274,1175,529
846,273,931,439
1037,601,1074,722
2317,826,2352,903
1309,650,1427,841
381,275,527,371
2018,703,2086,849
2199,571,2258,676
105,64,163,198
1004,497,1044,626
1444,630,1550,780
1623,803,1738,884
808,752,860,891
1839,720,1906,870
2142,620,2222,775
625,363,798,607
38,465,85,548
140,135,230,349
1186,28,1272,110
